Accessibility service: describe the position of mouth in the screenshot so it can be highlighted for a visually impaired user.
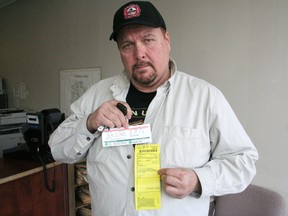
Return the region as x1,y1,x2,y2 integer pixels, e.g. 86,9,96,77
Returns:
133,61,152,71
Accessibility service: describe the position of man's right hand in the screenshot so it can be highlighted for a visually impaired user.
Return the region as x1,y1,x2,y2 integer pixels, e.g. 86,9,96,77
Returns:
86,100,132,133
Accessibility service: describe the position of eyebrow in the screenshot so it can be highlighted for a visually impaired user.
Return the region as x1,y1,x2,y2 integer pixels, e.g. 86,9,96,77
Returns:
119,32,156,43
143,33,156,38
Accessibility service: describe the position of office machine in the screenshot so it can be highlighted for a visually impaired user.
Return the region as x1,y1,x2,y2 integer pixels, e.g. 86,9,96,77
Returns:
3,108,64,192
0,78,8,109
3,108,64,161
0,109,26,157
21,108,64,162
0,110,26,125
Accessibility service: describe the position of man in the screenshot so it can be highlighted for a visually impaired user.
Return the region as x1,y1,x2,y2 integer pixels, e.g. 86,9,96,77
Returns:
49,1,258,215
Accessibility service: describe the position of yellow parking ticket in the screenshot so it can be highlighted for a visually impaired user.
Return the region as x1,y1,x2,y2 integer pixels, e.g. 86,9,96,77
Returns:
134,144,161,210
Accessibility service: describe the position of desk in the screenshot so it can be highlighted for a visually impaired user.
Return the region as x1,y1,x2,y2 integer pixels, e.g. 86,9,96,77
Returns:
0,158,69,216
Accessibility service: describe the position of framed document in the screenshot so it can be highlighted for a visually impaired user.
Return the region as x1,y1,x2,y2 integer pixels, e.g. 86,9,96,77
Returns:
60,68,101,117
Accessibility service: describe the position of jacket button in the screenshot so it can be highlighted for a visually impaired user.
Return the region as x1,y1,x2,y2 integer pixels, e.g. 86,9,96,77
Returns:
127,155,131,159
131,187,135,192
86,137,91,141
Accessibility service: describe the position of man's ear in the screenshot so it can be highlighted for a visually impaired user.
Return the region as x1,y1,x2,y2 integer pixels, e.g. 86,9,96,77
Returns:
164,31,171,51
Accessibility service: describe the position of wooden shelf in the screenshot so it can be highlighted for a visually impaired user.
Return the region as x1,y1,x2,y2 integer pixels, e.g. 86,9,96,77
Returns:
68,161,91,216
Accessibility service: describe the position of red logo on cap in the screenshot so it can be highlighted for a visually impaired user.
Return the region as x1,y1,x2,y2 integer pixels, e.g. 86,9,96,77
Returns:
123,4,141,19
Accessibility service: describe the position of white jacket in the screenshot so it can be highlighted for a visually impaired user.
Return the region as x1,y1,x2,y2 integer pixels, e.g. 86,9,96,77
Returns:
49,60,258,216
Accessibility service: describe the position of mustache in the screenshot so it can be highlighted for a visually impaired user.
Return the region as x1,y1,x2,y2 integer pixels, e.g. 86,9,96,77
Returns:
132,61,154,71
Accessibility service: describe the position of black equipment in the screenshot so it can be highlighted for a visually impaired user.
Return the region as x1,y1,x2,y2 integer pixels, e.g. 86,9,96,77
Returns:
4,108,64,192
21,108,64,162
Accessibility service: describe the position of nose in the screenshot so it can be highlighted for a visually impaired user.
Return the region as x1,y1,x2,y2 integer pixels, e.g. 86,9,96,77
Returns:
134,43,146,60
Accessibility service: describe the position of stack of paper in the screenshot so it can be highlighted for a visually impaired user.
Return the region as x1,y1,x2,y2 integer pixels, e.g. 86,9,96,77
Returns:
75,162,88,185
77,206,91,216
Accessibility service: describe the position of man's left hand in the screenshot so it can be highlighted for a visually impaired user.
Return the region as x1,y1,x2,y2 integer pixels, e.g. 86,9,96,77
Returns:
158,168,201,199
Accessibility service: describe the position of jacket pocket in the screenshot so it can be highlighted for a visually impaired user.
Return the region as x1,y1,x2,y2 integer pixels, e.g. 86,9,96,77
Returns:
161,126,210,168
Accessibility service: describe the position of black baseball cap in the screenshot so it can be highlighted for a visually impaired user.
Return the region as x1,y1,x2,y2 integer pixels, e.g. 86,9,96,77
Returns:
110,1,166,41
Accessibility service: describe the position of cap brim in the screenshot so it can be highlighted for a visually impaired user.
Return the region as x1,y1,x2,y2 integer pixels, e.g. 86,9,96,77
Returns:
109,21,163,41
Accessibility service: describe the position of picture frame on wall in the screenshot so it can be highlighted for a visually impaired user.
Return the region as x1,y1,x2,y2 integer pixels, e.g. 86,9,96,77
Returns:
60,67,101,117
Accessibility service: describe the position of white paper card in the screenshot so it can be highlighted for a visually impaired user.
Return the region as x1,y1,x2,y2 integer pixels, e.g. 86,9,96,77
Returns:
102,124,152,147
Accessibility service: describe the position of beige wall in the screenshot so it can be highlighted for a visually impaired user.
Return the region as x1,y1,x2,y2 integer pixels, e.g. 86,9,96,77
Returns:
1,0,287,214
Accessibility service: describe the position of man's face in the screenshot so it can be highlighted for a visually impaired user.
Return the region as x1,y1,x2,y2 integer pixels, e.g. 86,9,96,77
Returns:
117,26,171,92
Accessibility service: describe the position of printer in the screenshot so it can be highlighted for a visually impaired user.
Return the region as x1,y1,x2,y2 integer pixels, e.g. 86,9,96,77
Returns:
0,109,26,157
2,108,64,162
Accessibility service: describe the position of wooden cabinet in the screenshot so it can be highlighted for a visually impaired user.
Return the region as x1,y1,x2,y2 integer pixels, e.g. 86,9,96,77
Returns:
0,158,69,216
68,161,91,216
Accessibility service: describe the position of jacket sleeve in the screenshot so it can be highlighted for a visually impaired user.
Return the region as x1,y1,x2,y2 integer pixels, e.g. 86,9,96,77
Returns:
194,89,259,197
48,85,102,164
48,113,98,164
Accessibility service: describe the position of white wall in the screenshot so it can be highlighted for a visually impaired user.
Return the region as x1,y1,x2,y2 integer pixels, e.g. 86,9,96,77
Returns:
1,0,287,214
